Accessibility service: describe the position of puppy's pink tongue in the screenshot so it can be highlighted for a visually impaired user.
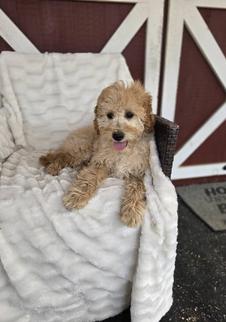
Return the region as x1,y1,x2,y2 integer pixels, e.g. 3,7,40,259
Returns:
113,141,128,151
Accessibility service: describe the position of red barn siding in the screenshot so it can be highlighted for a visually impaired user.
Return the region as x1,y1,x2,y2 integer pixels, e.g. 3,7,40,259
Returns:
0,0,145,81
0,1,225,184
173,8,226,184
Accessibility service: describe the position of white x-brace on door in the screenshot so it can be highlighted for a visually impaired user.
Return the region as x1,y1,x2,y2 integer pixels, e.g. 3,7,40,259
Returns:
0,0,225,180
161,0,226,180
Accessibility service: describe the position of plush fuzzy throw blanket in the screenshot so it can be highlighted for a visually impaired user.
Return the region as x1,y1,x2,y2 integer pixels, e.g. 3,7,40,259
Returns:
0,52,178,322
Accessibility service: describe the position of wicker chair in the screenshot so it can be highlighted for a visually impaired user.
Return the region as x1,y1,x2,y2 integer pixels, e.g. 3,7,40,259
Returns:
155,116,179,178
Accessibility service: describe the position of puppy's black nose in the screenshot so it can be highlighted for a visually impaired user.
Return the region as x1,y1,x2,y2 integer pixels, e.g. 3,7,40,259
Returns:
112,131,125,141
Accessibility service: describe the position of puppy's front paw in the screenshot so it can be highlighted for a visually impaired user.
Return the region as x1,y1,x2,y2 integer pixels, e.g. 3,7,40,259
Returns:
39,155,50,167
63,189,89,210
46,163,61,176
120,200,145,227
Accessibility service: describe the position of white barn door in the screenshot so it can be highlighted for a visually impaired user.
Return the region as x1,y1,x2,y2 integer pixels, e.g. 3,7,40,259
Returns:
1,0,225,181
161,0,226,180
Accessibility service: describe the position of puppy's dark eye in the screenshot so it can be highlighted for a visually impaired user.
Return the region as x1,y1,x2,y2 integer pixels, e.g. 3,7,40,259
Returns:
107,112,114,119
125,111,134,119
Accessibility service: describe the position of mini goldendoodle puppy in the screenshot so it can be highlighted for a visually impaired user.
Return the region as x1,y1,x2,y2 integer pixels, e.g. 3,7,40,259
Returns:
40,81,155,227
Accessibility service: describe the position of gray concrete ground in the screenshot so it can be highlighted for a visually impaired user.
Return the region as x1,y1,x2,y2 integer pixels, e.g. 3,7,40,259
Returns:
103,198,226,322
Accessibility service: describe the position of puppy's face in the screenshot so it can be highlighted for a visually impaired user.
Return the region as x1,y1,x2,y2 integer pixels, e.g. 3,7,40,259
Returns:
94,81,155,151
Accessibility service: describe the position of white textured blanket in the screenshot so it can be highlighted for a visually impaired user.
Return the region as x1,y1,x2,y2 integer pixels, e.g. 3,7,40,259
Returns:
0,52,178,322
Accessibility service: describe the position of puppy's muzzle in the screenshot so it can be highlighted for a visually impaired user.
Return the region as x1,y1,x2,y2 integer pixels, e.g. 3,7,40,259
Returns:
112,131,125,141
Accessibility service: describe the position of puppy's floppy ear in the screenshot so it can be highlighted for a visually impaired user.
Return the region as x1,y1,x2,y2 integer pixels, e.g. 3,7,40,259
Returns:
93,105,100,135
131,81,155,133
142,92,155,133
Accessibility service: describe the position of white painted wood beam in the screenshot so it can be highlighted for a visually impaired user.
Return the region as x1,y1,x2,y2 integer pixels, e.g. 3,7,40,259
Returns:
174,101,226,168
160,0,184,121
144,0,165,113
184,4,226,90
101,3,148,53
194,0,226,9
0,9,39,53
172,163,226,180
